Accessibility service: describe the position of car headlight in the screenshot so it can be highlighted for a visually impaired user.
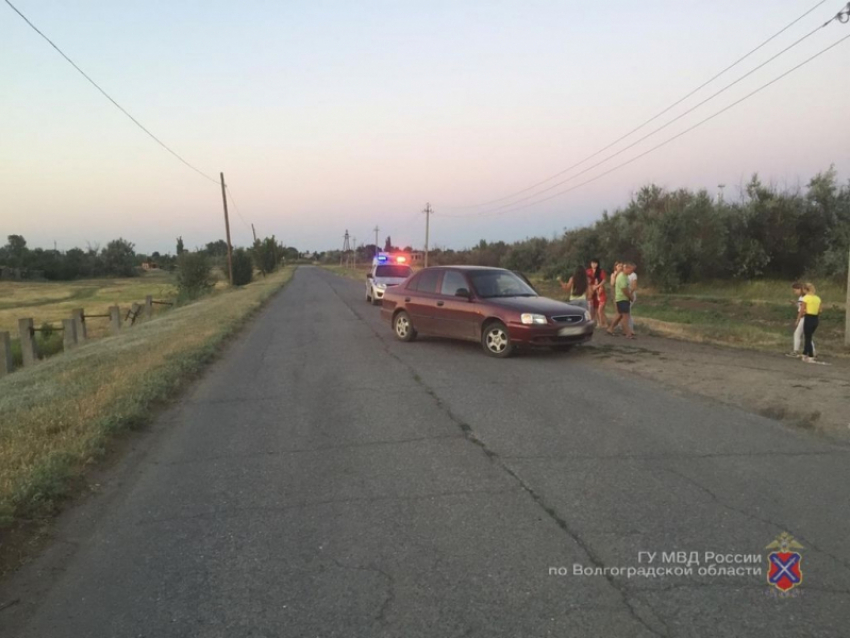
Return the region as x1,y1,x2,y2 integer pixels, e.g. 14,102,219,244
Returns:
375,282,387,289
520,313,548,325
584,310,592,322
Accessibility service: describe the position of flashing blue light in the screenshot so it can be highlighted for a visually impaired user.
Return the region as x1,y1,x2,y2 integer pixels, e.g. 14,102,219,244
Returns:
377,255,388,262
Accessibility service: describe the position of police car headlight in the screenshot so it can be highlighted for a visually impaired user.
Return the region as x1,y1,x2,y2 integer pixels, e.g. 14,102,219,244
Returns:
375,282,387,289
584,310,592,322
521,313,547,325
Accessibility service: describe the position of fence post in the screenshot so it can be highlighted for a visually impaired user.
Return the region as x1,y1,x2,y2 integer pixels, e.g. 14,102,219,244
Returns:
72,308,87,342
18,318,38,367
130,303,141,325
109,306,121,335
145,295,153,319
0,331,12,376
62,318,77,350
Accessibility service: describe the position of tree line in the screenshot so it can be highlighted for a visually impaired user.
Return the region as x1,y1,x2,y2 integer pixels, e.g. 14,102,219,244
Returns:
427,168,849,289
0,235,301,283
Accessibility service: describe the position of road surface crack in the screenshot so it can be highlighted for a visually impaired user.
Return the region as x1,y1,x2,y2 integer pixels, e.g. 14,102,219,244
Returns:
324,270,668,636
660,466,850,575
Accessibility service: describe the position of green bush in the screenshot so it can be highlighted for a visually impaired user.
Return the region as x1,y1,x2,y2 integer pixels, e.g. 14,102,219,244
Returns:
252,236,283,276
231,248,254,286
176,251,214,301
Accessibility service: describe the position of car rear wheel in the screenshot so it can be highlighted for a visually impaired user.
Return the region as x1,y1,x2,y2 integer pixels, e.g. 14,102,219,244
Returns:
482,321,514,358
394,311,417,342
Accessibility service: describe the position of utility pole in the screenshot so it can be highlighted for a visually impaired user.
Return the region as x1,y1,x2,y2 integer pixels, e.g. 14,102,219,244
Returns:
845,244,850,347
341,230,351,267
423,203,432,268
374,225,380,256
251,223,257,243
220,172,234,285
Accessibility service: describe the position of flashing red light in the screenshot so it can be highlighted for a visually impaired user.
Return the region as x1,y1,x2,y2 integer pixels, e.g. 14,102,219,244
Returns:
396,256,407,263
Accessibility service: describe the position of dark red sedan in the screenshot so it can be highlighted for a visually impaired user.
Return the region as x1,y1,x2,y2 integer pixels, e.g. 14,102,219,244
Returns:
380,266,595,357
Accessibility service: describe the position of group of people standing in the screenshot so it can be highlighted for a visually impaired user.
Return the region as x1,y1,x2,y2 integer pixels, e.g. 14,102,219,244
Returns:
558,259,638,339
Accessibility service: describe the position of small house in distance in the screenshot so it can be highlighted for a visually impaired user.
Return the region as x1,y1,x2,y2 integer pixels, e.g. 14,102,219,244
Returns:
141,261,159,271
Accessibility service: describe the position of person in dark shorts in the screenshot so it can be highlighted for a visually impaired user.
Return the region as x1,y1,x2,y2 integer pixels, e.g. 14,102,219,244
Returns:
607,263,634,338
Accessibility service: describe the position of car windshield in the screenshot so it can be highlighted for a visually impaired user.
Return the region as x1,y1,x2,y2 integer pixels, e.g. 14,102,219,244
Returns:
375,265,412,278
468,270,538,298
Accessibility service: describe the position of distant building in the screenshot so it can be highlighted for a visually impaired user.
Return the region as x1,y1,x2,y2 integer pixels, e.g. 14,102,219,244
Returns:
411,251,425,264
141,261,159,271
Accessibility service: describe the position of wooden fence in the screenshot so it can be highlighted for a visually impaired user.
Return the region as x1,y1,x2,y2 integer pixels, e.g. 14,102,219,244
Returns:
0,295,174,376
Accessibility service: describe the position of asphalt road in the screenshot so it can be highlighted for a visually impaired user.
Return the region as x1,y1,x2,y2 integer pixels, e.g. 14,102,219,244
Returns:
2,266,849,638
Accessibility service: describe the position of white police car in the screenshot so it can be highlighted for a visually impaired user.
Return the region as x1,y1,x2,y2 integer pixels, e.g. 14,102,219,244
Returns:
366,253,414,305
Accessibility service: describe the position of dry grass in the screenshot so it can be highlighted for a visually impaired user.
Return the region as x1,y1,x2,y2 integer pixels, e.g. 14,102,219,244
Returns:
0,267,294,527
0,271,183,339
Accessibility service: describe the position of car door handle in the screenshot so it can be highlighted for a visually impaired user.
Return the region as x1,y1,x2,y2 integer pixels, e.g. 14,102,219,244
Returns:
436,301,444,307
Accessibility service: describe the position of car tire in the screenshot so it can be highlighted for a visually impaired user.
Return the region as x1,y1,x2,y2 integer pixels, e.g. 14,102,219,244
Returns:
371,294,381,306
393,311,417,342
366,290,372,303
482,321,514,358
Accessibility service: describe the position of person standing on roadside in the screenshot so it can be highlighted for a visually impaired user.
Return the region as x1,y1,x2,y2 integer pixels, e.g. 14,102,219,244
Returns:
558,265,590,309
588,258,608,327
607,264,634,338
795,282,821,363
627,263,638,333
787,282,815,358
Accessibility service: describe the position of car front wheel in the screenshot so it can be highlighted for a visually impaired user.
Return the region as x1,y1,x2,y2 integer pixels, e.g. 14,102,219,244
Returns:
482,321,514,358
394,311,417,342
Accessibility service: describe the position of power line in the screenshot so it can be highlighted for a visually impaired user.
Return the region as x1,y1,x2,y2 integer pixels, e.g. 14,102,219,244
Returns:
452,8,846,218
443,33,850,219
4,0,219,185
444,0,839,211
224,184,252,232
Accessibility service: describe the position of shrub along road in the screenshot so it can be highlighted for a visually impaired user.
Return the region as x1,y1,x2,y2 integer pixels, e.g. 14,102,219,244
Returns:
2,266,849,637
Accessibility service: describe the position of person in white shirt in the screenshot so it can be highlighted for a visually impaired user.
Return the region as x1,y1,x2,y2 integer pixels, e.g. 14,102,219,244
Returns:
627,264,638,332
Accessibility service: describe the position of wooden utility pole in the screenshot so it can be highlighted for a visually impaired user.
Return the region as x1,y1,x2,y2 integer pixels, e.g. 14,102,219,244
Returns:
251,223,257,243
423,203,432,268
220,172,234,285
374,225,379,256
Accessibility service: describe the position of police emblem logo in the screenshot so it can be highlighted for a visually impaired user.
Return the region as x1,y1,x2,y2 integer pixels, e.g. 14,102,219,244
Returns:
765,532,804,593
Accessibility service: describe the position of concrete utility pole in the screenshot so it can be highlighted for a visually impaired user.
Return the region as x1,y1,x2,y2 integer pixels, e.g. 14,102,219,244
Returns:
423,203,432,268
845,244,850,347
374,225,379,256
251,223,257,243
220,172,234,285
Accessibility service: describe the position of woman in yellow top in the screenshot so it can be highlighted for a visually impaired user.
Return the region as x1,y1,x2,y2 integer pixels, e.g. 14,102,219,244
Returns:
795,282,822,363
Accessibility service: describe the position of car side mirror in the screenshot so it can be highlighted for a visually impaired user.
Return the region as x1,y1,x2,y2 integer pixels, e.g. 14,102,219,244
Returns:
366,273,373,279
455,288,471,300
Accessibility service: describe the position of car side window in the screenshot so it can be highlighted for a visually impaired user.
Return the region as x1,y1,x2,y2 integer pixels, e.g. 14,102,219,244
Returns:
406,273,421,290
440,270,468,296
415,270,441,293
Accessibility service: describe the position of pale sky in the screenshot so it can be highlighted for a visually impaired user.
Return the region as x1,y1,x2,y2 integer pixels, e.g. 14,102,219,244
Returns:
2,0,849,254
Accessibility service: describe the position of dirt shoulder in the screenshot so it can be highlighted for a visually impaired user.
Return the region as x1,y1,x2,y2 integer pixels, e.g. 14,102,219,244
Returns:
578,332,850,441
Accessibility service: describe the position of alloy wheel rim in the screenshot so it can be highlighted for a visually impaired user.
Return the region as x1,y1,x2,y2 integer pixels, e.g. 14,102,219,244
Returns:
486,328,507,352
396,317,409,337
